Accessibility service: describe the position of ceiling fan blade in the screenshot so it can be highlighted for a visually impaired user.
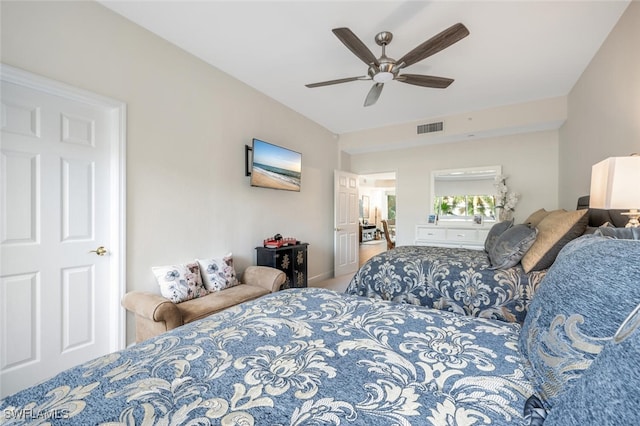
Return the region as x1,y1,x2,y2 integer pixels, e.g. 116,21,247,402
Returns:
305,76,368,88
364,83,384,107
332,27,380,67
397,23,469,68
396,74,454,88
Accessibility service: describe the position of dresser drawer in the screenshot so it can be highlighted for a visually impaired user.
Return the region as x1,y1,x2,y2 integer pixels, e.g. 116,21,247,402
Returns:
415,224,487,250
447,229,478,243
416,227,447,241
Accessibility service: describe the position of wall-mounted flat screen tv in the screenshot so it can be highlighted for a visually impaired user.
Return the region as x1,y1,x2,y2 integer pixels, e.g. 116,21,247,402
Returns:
250,138,302,192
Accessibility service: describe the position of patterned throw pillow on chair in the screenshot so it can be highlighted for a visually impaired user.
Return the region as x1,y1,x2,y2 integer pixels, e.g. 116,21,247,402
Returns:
152,262,209,303
197,253,239,292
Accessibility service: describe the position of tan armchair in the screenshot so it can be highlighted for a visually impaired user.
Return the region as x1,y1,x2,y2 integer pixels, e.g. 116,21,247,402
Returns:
122,266,285,343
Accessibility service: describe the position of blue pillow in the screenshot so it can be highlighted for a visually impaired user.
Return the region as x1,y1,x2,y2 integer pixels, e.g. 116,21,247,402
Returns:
488,224,537,269
484,219,514,253
543,303,640,425
519,236,640,409
595,226,640,240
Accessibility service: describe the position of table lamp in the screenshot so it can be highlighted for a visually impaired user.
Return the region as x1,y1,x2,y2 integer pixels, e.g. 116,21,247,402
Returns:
589,155,640,228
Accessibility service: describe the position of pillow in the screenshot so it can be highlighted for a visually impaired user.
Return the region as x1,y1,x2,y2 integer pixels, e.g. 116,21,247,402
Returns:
152,262,209,303
582,226,600,235
519,236,640,410
543,303,640,425
197,253,239,292
488,224,537,269
523,208,554,227
521,209,588,272
595,226,640,240
484,218,514,253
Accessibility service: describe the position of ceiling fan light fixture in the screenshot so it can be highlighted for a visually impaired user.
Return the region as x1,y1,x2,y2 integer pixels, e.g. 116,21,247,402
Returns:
373,71,394,83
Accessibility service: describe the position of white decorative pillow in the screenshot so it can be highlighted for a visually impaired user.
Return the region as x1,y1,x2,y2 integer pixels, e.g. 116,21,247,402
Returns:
197,253,239,292
152,262,209,303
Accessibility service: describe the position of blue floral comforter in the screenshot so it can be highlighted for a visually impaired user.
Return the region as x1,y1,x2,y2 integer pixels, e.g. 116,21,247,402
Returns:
346,246,548,324
1,288,534,425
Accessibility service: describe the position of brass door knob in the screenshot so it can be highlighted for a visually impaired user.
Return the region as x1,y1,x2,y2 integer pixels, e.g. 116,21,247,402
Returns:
89,246,108,256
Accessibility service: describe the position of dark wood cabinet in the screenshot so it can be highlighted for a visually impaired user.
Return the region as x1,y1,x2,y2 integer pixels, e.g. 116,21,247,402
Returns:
256,243,308,290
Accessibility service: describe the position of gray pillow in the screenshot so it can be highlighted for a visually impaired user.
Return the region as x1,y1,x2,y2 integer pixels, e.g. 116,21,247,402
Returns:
484,219,514,253
488,224,537,269
595,226,640,240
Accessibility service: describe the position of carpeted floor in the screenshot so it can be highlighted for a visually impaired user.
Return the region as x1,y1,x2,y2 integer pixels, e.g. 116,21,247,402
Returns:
312,240,388,292
310,274,353,292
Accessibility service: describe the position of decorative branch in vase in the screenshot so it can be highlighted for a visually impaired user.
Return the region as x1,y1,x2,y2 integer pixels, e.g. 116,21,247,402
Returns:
494,175,519,222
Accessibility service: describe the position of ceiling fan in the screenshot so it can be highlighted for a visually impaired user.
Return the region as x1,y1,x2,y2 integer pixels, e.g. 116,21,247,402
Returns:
305,23,469,107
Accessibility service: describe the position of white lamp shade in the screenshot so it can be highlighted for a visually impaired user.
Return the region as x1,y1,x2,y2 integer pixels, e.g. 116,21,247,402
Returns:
589,156,640,209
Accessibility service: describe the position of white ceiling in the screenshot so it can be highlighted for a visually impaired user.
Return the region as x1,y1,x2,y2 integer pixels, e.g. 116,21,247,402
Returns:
100,1,629,135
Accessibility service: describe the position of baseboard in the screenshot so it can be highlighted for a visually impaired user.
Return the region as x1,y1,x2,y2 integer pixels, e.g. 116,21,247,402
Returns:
308,271,334,285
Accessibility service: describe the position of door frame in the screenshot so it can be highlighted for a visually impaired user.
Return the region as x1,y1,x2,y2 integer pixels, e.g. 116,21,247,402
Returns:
1,63,127,351
358,170,397,232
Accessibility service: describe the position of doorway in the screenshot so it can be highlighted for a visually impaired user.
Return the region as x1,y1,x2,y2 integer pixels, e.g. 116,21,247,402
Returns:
358,171,396,265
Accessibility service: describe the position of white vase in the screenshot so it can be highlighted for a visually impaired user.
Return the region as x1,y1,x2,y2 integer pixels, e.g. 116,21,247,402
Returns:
498,208,512,222
496,207,513,222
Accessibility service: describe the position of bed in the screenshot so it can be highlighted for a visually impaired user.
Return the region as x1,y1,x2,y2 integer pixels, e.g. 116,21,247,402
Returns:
346,201,616,325
346,245,548,325
1,288,533,425
1,203,627,425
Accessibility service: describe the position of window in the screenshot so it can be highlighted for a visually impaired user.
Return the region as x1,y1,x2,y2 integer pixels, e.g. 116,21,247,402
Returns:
431,166,501,222
433,195,496,219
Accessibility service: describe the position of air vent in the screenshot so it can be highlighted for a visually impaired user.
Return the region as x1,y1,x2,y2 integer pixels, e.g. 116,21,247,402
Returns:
417,121,444,134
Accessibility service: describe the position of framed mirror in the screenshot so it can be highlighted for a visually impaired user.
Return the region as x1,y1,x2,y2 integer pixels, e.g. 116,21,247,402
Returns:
430,165,502,222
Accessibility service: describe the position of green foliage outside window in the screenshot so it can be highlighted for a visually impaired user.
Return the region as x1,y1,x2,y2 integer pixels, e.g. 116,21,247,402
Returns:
387,195,396,220
433,195,496,219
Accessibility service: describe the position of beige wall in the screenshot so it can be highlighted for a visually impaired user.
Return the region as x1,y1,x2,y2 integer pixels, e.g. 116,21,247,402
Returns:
2,0,638,345
349,130,559,246
342,98,565,247
346,2,639,236
1,1,339,345
340,97,567,154
559,1,640,209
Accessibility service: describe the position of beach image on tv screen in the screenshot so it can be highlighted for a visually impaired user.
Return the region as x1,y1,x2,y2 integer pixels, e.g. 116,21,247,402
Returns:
251,139,301,191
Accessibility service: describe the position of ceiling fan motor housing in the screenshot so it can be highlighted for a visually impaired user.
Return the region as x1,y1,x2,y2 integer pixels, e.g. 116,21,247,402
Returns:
372,31,397,82
375,31,393,46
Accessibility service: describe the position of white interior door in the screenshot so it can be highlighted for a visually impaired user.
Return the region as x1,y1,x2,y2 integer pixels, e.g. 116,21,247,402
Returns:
0,66,126,397
334,170,359,277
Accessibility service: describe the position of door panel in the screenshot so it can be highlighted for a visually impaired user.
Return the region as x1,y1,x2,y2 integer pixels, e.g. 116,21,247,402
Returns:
334,170,359,277
61,265,94,352
0,273,39,370
1,150,40,244
61,158,94,241
0,72,124,397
